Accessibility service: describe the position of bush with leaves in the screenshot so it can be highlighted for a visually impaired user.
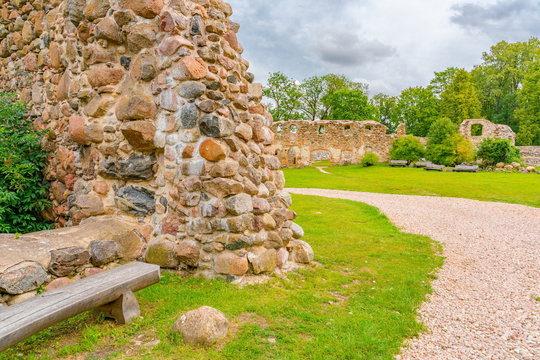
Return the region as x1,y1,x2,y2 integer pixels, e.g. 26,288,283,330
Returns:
0,93,51,233
360,152,379,167
389,135,425,163
425,118,474,166
476,138,522,166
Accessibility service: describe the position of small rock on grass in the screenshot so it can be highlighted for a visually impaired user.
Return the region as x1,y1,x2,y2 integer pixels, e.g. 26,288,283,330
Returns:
172,306,228,345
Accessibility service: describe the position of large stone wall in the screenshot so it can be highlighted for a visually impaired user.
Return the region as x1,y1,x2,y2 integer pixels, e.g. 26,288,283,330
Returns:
0,0,312,280
519,146,540,166
459,119,516,145
272,120,406,167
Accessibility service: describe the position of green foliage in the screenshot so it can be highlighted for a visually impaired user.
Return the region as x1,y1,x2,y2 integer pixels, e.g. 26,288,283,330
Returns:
360,152,379,167
0,92,51,233
440,69,482,123
476,138,523,166
394,87,441,136
425,118,474,166
263,72,305,121
429,67,460,97
389,135,425,163
371,93,399,132
323,89,375,121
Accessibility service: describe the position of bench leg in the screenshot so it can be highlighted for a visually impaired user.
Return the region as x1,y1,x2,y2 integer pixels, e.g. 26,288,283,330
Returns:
97,291,140,324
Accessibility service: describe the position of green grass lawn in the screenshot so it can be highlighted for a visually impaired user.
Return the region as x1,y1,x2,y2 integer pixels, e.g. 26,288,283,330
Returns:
1,195,441,360
284,164,540,208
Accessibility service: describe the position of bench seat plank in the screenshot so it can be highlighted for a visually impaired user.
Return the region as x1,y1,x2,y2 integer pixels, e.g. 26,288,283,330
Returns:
0,262,160,351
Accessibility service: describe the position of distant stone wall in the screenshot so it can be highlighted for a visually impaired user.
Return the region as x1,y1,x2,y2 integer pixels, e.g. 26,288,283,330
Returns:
459,119,516,145
519,146,540,166
272,120,406,167
0,0,312,280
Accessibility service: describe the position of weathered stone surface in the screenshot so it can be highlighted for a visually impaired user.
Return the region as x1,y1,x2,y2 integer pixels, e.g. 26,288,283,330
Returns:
84,0,111,20
116,186,156,216
252,198,271,214
225,194,253,216
45,277,75,292
248,248,277,274
121,121,156,150
200,138,226,161
175,240,201,266
0,262,49,295
101,153,156,180
200,115,233,138
290,222,305,239
181,57,207,79
172,306,229,345
49,247,90,276
288,240,314,264
87,66,124,88
94,18,123,43
179,81,206,99
214,253,248,276
127,23,158,52
121,0,163,19
116,94,157,121
89,240,121,266
179,103,199,128
75,194,105,216
203,178,243,198
145,238,178,268
209,160,239,178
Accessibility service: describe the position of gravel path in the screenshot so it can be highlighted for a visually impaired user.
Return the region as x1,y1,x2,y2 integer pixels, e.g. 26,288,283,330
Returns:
287,188,540,360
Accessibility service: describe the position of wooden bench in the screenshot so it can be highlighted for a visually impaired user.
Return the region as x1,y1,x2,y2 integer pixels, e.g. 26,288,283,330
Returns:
425,164,445,171
390,160,408,167
454,165,480,173
0,262,160,352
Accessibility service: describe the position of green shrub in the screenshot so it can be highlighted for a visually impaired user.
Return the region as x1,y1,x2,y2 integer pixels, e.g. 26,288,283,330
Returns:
0,93,51,233
476,138,523,166
389,135,425,163
360,152,379,167
425,118,474,166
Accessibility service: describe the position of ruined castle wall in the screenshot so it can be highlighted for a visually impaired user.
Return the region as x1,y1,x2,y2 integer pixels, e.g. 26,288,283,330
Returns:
272,120,403,167
518,146,540,166
0,0,311,280
459,119,516,145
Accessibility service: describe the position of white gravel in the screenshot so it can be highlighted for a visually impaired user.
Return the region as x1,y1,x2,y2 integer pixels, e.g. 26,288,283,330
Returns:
287,188,540,360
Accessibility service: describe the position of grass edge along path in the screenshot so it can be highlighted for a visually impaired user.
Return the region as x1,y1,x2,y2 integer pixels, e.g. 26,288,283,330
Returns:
284,165,540,208
0,195,442,360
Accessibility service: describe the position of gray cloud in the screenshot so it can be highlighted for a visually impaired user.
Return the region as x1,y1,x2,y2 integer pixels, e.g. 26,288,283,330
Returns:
315,31,396,66
450,0,540,39
228,0,539,96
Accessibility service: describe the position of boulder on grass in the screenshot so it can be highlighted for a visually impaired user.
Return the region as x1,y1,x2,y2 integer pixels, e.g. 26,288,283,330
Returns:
172,306,229,345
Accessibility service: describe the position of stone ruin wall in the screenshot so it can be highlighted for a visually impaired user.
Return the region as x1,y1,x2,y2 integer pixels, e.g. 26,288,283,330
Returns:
273,118,540,167
518,146,540,166
272,120,406,167
459,119,516,145
0,0,313,285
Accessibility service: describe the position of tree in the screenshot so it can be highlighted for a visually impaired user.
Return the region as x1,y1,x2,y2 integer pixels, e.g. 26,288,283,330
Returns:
440,69,481,123
263,72,305,121
371,93,399,132
299,76,326,121
389,136,425,163
323,89,374,121
472,39,540,128
429,67,460,97
514,57,540,145
476,138,522,165
425,118,474,166
394,87,441,137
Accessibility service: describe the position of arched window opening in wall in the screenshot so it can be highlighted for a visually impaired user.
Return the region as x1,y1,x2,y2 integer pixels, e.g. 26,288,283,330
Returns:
290,125,297,134
471,124,483,136
344,125,351,130
277,124,283,133
365,125,373,130
318,125,325,134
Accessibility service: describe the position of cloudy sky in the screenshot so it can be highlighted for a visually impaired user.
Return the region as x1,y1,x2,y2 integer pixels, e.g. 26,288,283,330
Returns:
227,0,540,95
